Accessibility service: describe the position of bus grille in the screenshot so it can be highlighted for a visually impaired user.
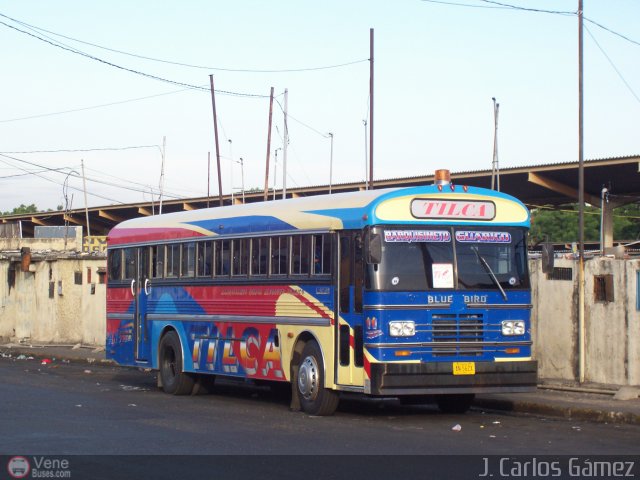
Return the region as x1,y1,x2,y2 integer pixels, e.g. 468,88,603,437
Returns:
431,314,484,357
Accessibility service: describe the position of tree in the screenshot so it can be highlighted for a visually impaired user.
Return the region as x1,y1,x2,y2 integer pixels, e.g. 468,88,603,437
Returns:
530,203,640,244
1,203,39,216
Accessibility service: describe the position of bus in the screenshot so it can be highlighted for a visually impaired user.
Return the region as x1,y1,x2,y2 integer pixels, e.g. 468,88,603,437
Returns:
106,170,537,415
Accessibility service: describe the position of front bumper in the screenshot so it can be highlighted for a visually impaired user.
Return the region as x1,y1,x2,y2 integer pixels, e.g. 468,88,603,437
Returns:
368,360,537,396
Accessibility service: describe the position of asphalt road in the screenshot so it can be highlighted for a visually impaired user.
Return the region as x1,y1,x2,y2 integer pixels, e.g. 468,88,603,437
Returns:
1,357,638,458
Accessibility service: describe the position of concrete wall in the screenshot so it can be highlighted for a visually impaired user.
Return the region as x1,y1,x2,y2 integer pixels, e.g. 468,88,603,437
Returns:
0,254,106,345
530,258,578,382
0,229,83,252
531,257,640,386
1,250,639,387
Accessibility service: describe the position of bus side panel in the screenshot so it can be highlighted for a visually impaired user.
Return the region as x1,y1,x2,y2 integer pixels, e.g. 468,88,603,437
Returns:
106,286,136,366
147,283,334,384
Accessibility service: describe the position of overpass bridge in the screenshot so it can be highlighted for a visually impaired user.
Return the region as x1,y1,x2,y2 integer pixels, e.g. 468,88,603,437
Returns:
2,155,638,242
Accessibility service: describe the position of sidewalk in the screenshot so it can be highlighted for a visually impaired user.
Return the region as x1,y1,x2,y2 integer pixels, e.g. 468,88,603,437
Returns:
2,342,639,424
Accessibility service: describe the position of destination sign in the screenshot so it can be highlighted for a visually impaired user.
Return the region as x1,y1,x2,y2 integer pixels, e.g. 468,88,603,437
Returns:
411,199,495,220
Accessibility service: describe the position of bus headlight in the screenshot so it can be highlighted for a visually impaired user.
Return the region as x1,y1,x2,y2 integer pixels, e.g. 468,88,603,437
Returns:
389,321,416,337
502,320,525,336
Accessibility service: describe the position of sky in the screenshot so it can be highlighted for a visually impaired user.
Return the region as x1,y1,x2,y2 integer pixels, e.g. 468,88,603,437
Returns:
0,0,638,213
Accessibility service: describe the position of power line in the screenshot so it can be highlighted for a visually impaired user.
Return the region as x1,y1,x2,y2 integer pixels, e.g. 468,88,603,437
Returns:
0,12,369,74
0,88,193,123
585,25,640,104
274,98,330,138
423,0,640,47
0,19,269,98
0,145,161,154
584,16,640,48
0,153,124,204
422,0,515,9
476,0,574,15
0,152,182,200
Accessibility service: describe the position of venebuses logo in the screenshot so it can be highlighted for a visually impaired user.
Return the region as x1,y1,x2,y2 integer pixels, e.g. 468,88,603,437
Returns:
7,456,30,479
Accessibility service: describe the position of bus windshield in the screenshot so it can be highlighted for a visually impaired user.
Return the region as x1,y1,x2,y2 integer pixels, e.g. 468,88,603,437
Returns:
366,226,529,292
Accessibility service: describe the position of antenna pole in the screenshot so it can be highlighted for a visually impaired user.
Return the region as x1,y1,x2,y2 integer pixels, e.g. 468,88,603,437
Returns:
491,97,500,191
328,132,334,194
363,120,368,190
282,88,289,200
159,136,166,214
369,28,374,189
264,87,274,201
577,0,586,384
209,75,223,207
81,159,90,237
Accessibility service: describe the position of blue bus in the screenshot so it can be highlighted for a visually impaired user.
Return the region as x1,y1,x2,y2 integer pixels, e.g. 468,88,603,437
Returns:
106,169,536,415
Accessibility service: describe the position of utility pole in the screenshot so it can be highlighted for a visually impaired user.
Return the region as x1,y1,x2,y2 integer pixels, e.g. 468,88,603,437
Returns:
159,136,166,214
328,133,334,194
282,88,289,200
491,97,500,191
209,75,223,207
369,27,374,189
577,0,586,384
207,151,211,208
264,87,275,201
81,159,90,237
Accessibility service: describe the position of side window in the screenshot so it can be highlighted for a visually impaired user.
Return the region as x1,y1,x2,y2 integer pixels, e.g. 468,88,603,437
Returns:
354,233,364,313
251,237,268,276
182,242,196,278
271,236,289,276
166,244,181,278
215,240,230,277
232,239,249,276
312,234,331,275
124,248,136,280
140,247,150,279
340,235,351,313
108,249,122,281
291,235,311,276
197,241,213,277
151,245,164,278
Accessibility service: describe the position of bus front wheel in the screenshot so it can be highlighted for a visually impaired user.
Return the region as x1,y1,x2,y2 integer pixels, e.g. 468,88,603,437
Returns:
296,341,339,416
435,393,475,414
159,331,195,395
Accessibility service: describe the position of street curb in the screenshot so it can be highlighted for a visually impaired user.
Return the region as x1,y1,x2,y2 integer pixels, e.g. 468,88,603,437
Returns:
3,344,639,425
473,397,640,425
0,345,115,366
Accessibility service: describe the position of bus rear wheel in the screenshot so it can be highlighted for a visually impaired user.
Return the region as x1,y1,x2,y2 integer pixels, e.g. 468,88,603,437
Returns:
436,393,475,414
159,331,195,395
296,341,339,416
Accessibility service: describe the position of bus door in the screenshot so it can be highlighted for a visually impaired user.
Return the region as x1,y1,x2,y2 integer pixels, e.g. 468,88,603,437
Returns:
127,246,151,362
336,232,365,387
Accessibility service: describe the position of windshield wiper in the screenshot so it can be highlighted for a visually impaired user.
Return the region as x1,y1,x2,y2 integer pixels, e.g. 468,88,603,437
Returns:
471,246,508,301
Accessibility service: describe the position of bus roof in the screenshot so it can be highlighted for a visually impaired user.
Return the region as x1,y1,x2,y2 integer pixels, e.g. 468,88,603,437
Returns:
107,184,530,246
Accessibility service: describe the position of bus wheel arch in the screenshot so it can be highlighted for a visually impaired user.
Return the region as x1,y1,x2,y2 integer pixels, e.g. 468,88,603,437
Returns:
291,334,339,416
158,328,194,395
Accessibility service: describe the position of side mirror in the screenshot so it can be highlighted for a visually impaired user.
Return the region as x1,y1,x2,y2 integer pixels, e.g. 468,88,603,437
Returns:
367,233,382,264
541,243,554,274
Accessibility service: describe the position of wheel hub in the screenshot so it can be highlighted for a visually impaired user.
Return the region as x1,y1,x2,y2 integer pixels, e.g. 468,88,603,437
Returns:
298,355,319,401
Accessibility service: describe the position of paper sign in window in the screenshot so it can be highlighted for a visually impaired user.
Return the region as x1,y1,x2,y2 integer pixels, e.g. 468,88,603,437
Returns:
432,263,454,288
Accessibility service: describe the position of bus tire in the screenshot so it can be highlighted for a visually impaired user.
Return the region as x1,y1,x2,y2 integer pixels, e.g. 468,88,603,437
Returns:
436,393,475,414
159,331,195,395
295,341,339,416
398,395,431,406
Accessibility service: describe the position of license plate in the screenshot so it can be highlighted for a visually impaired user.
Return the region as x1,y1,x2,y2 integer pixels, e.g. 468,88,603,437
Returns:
453,362,476,375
